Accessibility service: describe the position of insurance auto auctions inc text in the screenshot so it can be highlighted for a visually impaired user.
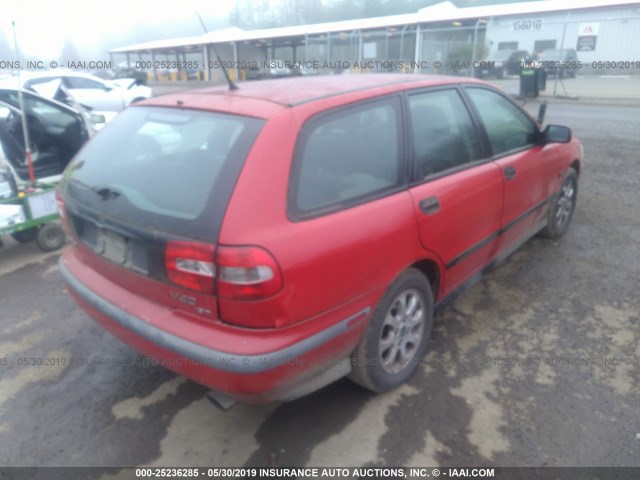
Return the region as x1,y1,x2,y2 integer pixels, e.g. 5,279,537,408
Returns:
168,467,496,478
262,59,494,71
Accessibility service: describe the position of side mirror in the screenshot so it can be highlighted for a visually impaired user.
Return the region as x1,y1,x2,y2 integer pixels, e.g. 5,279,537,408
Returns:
543,125,571,144
536,100,547,124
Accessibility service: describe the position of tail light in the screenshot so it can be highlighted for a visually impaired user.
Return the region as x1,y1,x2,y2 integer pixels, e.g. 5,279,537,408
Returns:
165,241,215,293
217,246,283,300
164,242,282,300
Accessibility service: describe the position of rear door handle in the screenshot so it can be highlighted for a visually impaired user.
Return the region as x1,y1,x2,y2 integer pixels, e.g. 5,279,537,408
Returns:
419,196,441,215
504,166,516,180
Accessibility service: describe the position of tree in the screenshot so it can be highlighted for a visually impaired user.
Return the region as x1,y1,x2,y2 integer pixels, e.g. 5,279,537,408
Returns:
59,40,81,62
0,30,15,60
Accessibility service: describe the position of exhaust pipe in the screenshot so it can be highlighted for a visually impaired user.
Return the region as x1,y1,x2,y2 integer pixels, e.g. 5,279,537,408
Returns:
206,390,237,411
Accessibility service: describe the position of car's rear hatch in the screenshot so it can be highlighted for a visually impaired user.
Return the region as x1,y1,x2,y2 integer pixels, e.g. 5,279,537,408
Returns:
60,105,264,320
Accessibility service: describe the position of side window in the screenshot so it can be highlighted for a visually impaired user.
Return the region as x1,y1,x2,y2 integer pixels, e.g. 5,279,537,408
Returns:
0,92,75,130
292,98,402,215
66,77,107,89
25,95,77,128
466,87,538,156
409,89,483,178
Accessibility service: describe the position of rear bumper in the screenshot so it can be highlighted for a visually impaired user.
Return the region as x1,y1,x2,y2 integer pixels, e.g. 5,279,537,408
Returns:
59,253,370,403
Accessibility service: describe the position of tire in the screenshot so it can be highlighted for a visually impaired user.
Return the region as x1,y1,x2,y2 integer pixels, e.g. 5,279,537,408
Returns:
36,224,66,252
11,228,38,244
349,268,434,392
541,168,578,239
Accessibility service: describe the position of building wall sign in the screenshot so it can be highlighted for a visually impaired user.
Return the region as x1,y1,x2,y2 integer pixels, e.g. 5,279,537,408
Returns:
577,22,599,51
511,19,543,31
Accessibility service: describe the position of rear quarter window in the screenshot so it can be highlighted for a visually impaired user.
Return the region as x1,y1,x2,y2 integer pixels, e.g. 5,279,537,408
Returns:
289,96,403,219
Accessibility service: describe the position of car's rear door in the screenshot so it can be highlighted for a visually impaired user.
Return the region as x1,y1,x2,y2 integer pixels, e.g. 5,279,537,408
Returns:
464,87,563,254
406,87,503,297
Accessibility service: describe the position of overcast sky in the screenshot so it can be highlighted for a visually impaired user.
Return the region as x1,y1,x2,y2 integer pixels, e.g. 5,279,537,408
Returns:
2,0,237,59
1,0,579,61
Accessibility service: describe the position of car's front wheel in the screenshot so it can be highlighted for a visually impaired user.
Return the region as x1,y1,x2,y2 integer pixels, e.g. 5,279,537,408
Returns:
541,168,578,239
349,268,433,392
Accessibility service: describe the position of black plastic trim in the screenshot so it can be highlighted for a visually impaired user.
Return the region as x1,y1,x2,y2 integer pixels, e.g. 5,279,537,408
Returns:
445,194,553,270
436,216,548,312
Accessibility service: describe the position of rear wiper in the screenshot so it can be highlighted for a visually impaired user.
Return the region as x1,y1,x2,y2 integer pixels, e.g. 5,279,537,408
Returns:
92,185,121,201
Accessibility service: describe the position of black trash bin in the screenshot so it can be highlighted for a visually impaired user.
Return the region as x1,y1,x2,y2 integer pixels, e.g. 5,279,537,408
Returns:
537,68,547,92
520,68,539,98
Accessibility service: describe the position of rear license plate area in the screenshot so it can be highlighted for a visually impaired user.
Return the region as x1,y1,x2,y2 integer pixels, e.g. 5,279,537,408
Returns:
98,229,128,265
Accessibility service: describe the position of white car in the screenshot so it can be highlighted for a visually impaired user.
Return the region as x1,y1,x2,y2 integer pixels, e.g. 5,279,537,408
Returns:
0,71,152,124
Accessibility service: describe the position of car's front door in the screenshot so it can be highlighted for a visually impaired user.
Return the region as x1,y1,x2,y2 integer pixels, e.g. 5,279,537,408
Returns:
406,87,503,297
464,87,564,254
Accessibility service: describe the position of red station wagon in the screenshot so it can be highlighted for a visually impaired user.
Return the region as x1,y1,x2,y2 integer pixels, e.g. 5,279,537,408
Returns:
57,74,582,408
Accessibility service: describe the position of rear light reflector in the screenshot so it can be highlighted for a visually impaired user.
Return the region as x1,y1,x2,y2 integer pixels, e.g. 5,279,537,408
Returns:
217,246,282,300
165,241,215,293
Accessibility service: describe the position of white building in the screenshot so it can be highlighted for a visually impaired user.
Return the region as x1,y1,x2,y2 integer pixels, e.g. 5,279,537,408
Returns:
476,0,640,61
109,0,640,80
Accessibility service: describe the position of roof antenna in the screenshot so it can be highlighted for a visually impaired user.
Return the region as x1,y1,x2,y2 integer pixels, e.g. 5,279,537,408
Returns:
195,10,238,91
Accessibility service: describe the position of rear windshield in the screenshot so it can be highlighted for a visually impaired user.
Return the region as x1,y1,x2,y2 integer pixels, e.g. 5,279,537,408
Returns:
540,49,570,60
63,106,264,240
